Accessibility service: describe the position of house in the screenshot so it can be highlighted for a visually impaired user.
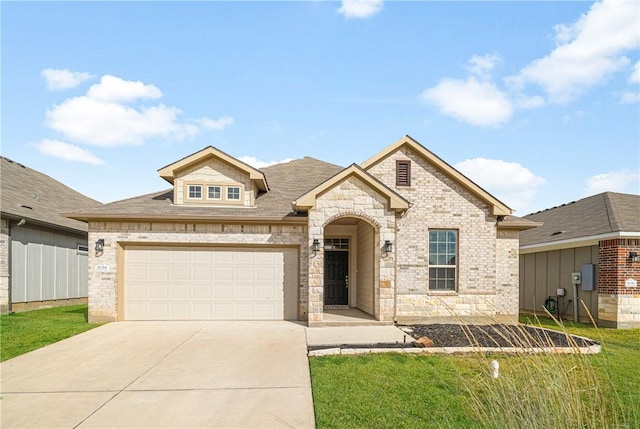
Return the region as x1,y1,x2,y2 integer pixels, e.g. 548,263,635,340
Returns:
0,157,101,313
67,136,539,325
519,192,640,328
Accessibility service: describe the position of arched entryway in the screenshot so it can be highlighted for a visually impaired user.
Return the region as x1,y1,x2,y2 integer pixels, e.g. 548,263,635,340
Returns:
323,216,378,317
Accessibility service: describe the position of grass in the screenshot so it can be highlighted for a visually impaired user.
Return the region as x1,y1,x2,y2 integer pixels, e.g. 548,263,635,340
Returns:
0,305,101,362
309,315,640,429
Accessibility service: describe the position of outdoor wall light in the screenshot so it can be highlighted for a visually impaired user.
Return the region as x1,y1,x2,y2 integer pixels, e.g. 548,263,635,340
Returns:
95,239,105,253
312,238,321,253
384,240,393,255
629,252,640,263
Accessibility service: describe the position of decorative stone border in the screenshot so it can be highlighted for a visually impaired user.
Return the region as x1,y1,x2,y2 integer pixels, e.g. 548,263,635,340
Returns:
309,343,601,356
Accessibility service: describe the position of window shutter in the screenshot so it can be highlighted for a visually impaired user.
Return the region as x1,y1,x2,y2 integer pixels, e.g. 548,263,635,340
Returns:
396,160,411,186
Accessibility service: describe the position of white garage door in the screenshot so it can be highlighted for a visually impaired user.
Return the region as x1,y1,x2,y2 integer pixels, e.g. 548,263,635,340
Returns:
124,246,298,321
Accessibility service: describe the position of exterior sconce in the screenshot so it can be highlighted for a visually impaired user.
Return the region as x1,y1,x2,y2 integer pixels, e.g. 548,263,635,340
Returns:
312,238,321,253
384,240,393,255
95,239,105,254
629,252,640,263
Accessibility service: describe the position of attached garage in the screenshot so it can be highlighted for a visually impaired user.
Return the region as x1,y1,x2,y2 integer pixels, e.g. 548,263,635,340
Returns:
123,246,298,321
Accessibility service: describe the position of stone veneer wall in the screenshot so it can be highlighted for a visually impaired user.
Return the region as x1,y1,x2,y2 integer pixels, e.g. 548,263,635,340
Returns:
598,238,640,328
366,146,508,323
87,221,307,323
0,219,9,313
307,176,396,324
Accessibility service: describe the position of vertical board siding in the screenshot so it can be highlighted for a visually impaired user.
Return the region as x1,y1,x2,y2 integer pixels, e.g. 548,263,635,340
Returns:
356,221,374,315
519,245,599,319
10,226,88,304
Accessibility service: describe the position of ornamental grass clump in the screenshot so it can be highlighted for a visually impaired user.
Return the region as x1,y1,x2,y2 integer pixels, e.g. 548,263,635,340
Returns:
462,302,628,429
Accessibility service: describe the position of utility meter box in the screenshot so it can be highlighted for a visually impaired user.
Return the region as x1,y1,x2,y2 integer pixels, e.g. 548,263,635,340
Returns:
571,272,582,285
581,263,596,291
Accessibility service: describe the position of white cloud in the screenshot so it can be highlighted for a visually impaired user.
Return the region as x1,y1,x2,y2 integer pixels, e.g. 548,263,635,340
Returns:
86,75,162,102
41,68,94,91
338,0,383,19
455,158,546,214
514,95,545,109
629,61,640,83
509,0,640,104
44,74,232,147
585,169,640,195
195,116,235,130
421,77,513,127
35,139,104,165
619,91,640,104
238,156,294,169
467,54,501,79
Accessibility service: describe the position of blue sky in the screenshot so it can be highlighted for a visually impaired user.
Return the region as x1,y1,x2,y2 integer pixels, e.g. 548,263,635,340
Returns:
2,0,639,216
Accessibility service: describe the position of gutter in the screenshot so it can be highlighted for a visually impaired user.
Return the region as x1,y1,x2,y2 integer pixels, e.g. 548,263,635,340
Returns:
520,231,640,254
63,213,309,225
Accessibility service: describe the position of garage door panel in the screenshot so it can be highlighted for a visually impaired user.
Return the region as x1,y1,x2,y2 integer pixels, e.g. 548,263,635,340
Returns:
124,247,297,321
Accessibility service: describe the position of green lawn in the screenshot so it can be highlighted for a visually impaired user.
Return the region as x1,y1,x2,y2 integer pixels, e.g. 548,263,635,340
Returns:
310,317,640,429
0,305,101,362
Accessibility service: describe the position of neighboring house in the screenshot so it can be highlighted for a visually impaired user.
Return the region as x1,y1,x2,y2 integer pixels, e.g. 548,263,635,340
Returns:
67,136,539,325
520,192,640,328
0,157,101,313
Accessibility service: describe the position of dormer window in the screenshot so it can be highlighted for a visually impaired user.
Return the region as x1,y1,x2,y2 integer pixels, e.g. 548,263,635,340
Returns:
227,186,241,201
396,160,411,187
188,185,202,199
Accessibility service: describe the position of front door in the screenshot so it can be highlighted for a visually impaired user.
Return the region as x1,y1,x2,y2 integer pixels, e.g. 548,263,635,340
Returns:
324,251,349,305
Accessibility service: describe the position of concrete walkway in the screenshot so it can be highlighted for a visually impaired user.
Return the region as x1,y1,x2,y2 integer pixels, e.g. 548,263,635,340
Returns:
1,321,314,428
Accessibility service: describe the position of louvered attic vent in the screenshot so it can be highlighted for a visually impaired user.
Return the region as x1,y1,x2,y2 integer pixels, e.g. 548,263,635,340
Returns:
396,160,411,186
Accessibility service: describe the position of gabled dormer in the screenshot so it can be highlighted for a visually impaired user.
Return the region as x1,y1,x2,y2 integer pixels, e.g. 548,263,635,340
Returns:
157,146,269,207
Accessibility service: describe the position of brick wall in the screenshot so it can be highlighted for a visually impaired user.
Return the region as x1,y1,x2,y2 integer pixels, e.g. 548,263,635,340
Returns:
87,221,307,323
366,146,511,322
598,238,640,294
597,238,640,328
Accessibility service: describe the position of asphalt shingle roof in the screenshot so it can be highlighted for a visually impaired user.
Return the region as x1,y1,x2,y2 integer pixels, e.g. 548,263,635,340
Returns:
520,192,640,247
68,157,345,221
1,156,101,232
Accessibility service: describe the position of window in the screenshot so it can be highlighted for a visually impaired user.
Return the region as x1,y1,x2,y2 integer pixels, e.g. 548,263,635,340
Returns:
396,160,411,186
207,186,221,200
227,186,241,201
428,230,457,291
77,244,89,255
188,185,202,199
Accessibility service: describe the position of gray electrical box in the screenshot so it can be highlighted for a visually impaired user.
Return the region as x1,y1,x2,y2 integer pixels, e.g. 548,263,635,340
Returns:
581,264,596,291
571,272,582,285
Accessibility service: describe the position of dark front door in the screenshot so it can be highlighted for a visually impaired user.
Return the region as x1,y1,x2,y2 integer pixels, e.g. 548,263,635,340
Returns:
325,251,349,305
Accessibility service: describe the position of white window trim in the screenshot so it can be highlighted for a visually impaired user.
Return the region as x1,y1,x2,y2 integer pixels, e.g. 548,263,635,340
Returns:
226,186,241,201
207,185,222,201
428,229,458,292
187,184,203,200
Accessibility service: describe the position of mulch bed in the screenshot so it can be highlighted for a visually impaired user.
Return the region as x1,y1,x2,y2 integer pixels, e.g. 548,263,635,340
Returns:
307,324,597,352
405,324,597,348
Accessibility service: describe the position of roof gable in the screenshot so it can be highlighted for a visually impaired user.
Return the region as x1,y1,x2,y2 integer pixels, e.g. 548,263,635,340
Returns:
293,164,410,212
157,146,268,192
360,135,512,216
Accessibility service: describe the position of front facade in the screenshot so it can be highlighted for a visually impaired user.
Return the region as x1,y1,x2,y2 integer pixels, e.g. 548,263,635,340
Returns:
520,192,640,328
70,136,538,325
0,157,100,313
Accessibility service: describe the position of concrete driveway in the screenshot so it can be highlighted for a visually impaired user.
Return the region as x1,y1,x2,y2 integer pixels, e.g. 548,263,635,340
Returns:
0,321,315,428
